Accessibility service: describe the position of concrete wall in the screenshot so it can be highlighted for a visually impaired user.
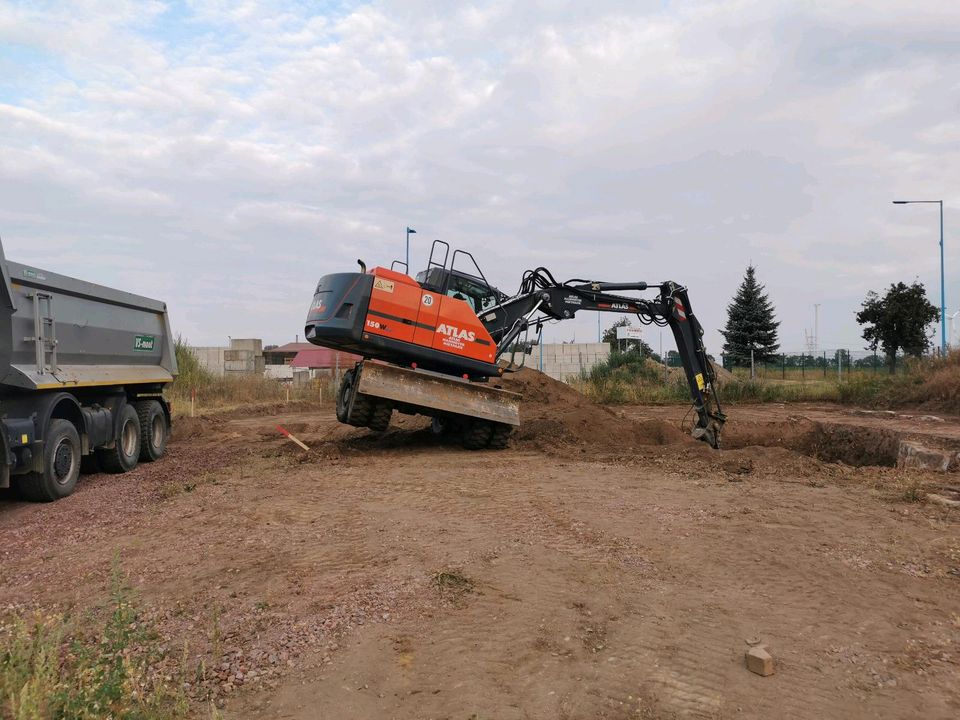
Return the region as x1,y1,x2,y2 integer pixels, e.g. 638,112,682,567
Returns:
527,342,610,381
189,338,265,377
191,346,227,377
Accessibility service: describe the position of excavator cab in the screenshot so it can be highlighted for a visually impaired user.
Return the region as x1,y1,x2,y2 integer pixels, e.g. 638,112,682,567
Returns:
415,240,507,315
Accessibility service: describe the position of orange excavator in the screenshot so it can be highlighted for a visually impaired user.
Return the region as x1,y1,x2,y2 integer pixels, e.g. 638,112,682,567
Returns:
305,240,725,449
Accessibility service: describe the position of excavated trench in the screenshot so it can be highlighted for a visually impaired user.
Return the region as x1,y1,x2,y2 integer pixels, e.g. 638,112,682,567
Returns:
721,418,959,471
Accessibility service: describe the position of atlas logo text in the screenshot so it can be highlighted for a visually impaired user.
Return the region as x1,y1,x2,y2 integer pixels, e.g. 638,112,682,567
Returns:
436,324,476,342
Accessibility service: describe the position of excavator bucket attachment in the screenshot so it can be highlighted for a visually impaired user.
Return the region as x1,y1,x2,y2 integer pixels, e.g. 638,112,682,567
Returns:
357,361,521,427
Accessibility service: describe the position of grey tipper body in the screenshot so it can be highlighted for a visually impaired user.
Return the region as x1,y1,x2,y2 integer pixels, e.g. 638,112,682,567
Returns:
0,236,177,502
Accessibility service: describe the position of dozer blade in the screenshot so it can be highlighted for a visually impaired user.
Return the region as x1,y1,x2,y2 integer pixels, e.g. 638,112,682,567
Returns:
356,360,521,426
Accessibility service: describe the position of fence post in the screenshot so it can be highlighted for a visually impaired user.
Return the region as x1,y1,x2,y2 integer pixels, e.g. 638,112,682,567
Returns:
782,353,786,380
822,351,827,378
801,353,805,381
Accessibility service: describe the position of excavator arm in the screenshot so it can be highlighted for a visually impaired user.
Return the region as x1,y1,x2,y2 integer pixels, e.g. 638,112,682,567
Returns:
480,269,726,447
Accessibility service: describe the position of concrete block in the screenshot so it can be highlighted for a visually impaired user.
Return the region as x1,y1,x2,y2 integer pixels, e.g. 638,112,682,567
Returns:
897,441,953,472
230,338,263,353
745,646,775,676
224,360,255,372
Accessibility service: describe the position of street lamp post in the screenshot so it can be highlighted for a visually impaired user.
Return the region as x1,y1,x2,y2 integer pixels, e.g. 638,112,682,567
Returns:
405,227,417,273
893,200,945,354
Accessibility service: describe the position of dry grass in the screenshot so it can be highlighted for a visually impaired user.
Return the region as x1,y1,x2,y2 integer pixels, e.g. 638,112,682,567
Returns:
574,349,960,410
168,336,335,415
0,558,223,720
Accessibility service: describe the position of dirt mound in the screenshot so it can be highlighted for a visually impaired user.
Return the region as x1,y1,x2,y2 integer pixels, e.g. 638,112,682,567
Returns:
497,368,691,451
710,361,734,384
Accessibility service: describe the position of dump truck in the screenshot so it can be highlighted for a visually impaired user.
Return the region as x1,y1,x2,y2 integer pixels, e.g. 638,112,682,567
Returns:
306,240,725,448
0,236,177,501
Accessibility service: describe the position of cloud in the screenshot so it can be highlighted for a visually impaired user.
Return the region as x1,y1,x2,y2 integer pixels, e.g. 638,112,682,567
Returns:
0,0,957,352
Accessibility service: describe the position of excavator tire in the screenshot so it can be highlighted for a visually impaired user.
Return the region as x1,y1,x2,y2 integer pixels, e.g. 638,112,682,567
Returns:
461,420,493,450
487,423,512,450
336,370,354,423
348,393,374,427
367,401,393,432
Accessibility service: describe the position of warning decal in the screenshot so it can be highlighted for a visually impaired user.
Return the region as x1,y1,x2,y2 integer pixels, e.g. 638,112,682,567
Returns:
373,279,395,293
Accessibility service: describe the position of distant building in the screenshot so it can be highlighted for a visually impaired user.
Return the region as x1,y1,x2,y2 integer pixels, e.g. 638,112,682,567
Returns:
190,338,265,377
291,347,361,372
263,342,315,366
262,342,360,371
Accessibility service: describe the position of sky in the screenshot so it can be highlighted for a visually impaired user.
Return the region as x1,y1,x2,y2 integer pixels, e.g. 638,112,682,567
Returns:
0,0,958,353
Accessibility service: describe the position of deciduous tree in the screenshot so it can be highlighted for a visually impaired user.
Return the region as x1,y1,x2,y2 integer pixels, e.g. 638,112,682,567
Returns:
856,281,939,373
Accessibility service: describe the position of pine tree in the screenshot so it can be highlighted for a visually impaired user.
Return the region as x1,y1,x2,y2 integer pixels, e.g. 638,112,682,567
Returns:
721,265,780,365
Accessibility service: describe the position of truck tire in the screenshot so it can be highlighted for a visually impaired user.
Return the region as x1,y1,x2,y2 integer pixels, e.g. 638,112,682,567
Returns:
135,400,168,462
97,404,141,473
19,419,81,502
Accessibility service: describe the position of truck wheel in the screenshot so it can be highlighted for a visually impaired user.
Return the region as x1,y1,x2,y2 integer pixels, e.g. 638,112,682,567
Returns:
97,404,141,473
19,419,81,502
135,400,168,462
367,401,392,432
462,420,493,450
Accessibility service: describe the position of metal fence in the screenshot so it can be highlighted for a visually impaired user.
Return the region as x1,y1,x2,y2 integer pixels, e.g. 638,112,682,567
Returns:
659,348,908,381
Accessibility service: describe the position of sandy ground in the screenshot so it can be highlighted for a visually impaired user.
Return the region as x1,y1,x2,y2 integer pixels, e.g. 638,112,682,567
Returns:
1,393,959,719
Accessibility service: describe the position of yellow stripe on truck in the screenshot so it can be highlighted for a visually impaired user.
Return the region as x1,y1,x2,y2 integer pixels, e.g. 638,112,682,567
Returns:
34,378,172,390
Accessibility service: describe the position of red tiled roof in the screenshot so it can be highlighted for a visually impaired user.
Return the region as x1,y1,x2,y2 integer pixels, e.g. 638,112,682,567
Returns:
290,348,361,369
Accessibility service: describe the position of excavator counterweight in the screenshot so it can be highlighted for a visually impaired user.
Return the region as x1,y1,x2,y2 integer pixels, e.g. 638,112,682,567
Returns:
306,240,725,449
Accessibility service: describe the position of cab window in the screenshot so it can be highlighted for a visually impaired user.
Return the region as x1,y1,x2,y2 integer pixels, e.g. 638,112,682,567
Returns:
446,276,499,314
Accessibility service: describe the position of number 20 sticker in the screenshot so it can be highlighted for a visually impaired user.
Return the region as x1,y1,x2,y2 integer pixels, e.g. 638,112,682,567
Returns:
422,295,434,306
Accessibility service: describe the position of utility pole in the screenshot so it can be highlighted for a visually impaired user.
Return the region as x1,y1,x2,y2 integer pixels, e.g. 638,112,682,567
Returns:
813,303,820,353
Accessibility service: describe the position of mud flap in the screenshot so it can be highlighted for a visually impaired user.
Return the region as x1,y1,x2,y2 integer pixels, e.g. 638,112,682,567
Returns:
356,361,521,427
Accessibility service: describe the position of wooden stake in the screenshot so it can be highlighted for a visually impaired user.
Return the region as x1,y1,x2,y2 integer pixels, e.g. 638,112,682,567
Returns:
191,388,196,417
275,424,310,451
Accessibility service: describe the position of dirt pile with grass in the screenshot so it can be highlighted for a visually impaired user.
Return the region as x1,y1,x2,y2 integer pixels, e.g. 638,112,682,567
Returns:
497,368,691,451
896,352,960,414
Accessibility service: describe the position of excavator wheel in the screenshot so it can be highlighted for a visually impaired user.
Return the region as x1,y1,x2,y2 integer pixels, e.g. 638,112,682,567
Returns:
367,401,393,432
461,420,494,450
348,393,374,427
487,423,512,450
337,371,375,427
336,370,354,423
